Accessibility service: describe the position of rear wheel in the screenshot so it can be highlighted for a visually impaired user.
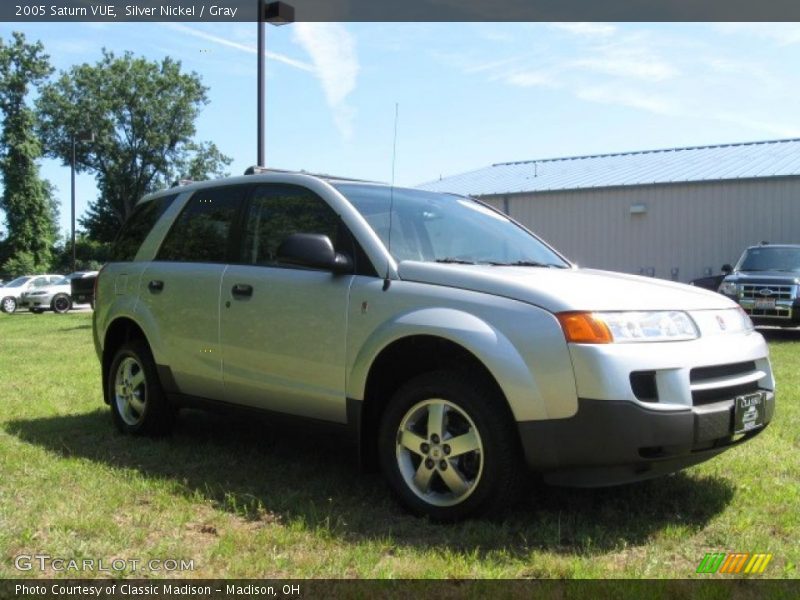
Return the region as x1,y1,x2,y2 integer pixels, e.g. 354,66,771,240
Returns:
1,297,17,314
108,339,176,436
52,294,72,314
378,370,524,521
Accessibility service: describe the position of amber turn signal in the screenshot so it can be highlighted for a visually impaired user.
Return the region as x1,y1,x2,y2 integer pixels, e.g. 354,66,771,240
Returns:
557,312,614,344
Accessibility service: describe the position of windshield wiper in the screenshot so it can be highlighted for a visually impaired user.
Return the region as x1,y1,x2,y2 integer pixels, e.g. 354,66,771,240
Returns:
489,260,565,268
435,257,477,265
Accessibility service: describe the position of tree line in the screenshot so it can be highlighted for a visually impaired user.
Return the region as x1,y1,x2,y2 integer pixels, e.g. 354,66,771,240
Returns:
0,31,231,277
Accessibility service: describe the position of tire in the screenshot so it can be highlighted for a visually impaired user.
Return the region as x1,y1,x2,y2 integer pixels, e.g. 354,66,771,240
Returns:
378,370,524,521
51,294,72,314
1,296,17,314
107,339,176,436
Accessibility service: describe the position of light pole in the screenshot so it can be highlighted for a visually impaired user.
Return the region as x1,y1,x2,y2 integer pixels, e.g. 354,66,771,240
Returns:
257,0,294,167
71,131,94,273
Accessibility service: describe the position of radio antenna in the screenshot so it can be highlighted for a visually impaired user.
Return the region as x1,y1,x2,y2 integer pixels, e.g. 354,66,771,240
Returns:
384,103,399,289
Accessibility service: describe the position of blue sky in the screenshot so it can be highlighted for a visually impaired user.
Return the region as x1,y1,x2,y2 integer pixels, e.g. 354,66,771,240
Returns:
2,21,800,236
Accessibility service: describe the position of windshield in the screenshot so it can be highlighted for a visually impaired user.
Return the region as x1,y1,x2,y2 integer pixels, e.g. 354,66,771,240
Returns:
736,247,800,272
335,184,569,267
4,276,31,288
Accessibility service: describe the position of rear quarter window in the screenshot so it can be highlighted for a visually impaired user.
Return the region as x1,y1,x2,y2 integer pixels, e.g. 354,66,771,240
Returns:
156,185,248,264
110,194,178,262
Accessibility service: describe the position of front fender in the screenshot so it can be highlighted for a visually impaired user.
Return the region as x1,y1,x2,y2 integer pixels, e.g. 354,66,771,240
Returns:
347,307,550,421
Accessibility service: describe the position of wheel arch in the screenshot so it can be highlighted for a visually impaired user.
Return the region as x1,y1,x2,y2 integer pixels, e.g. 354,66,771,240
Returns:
102,317,151,405
350,296,555,461
357,333,517,470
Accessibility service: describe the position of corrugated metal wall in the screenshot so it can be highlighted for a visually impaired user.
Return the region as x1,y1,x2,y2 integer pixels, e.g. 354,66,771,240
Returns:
484,178,800,282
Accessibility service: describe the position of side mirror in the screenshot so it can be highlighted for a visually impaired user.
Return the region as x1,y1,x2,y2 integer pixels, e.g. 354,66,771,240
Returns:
277,233,352,273
721,264,733,275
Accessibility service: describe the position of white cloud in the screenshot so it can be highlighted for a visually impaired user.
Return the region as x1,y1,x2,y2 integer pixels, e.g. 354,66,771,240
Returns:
715,23,800,46
499,70,557,88
163,23,313,72
572,55,679,82
549,23,617,38
576,86,679,115
293,23,359,140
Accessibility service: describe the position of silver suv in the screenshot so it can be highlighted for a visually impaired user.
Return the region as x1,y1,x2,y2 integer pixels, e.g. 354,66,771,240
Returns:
93,171,775,520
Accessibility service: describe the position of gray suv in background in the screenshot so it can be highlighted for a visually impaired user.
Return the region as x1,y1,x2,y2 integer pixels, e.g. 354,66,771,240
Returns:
94,170,774,520
718,244,800,328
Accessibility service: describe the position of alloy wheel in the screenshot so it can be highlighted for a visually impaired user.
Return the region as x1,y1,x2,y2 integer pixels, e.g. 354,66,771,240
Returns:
114,356,147,426
395,398,484,507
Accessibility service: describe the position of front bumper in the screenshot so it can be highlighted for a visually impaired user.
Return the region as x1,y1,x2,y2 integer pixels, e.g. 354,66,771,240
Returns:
518,392,774,487
723,290,800,326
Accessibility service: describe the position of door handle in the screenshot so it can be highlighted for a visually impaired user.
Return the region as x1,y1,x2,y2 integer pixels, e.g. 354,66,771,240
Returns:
231,283,253,298
148,280,164,293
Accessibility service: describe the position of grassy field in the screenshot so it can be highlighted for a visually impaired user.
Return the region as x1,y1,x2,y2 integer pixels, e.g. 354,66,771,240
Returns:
0,311,798,579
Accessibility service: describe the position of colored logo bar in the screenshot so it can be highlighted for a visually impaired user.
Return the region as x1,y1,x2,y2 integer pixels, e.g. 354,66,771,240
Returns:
696,553,772,574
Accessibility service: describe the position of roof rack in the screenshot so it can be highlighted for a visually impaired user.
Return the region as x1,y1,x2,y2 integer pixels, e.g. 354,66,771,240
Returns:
243,165,381,183
171,179,194,187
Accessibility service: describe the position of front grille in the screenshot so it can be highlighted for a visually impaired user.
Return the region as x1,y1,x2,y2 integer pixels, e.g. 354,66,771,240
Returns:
690,360,764,406
740,284,795,301
692,381,760,405
690,361,755,382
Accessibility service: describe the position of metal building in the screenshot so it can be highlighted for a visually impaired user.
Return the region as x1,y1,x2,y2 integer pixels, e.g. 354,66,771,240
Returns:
418,138,800,283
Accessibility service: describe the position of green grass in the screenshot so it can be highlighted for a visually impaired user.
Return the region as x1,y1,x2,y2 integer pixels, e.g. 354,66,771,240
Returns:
0,311,798,579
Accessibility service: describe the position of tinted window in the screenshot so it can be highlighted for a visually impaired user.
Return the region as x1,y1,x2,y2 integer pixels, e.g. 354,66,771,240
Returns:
241,185,342,267
110,194,177,262
157,186,247,263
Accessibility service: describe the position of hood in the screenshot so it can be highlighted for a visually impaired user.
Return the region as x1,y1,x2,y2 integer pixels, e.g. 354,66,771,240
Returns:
397,262,736,313
727,271,800,283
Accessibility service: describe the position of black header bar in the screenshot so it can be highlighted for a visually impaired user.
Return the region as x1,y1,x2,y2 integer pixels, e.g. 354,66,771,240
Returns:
4,0,800,22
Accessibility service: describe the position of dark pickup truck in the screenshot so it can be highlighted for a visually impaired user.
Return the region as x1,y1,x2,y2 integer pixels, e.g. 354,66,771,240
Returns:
70,272,97,308
718,244,800,327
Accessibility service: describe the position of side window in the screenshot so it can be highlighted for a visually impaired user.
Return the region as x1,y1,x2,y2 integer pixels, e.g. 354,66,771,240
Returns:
157,186,247,263
110,194,178,262
31,277,47,287
241,185,342,267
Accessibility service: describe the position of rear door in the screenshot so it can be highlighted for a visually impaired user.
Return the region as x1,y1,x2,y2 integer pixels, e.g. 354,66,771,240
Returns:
220,183,354,422
138,185,248,400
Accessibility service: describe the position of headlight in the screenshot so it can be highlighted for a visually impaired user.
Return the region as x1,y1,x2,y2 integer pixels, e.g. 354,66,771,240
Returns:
557,311,699,344
718,281,739,296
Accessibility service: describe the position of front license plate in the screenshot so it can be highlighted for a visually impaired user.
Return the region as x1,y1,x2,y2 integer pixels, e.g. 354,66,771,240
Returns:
734,391,766,434
754,298,776,309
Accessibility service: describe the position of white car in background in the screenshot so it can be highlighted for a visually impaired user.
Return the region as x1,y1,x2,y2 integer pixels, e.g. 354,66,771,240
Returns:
0,275,64,314
21,271,98,314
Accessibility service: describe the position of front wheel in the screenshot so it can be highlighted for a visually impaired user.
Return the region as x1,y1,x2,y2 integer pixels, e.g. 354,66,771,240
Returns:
378,371,524,521
52,294,72,314
1,296,17,314
108,339,176,436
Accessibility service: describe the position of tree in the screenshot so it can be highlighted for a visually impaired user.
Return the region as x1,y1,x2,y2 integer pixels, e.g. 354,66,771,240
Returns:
38,50,231,242
0,32,59,273
51,234,111,273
